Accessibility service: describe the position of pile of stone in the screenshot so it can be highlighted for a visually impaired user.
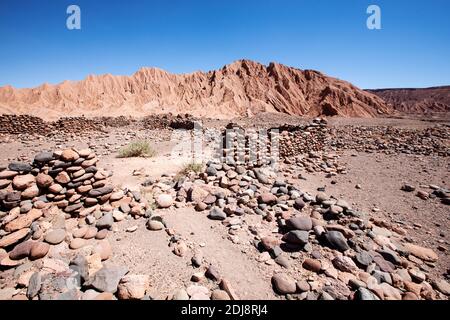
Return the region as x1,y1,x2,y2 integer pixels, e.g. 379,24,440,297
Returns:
50,117,106,134
0,148,113,213
330,125,450,157
142,160,450,300
94,116,137,128
217,123,278,168
0,148,155,300
277,118,330,159
0,115,51,135
168,114,198,130
141,113,198,131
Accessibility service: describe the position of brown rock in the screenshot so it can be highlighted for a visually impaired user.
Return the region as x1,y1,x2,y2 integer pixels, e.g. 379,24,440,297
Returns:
36,174,53,188
95,292,114,300
403,292,419,300
0,170,18,179
219,278,240,300
95,229,108,240
21,184,40,199
9,241,34,260
55,172,71,184
302,258,322,273
0,179,11,189
173,241,188,257
48,183,63,193
404,243,439,262
29,242,50,260
70,238,87,250
93,240,112,260
4,209,43,232
61,149,80,162
258,193,277,204
189,186,209,203
83,227,98,239
211,289,230,300
12,174,35,190
205,265,221,282
0,228,30,248
261,236,280,251
117,275,150,300
271,273,296,294
72,227,88,238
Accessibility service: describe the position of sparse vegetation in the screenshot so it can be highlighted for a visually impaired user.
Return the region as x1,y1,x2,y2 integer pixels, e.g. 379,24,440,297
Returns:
118,140,155,158
174,161,204,181
180,161,203,175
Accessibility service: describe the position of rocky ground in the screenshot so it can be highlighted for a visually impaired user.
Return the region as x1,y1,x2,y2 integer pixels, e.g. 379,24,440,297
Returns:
0,116,449,300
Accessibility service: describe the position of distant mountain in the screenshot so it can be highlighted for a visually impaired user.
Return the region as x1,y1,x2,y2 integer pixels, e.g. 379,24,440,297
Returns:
368,86,450,114
0,60,391,120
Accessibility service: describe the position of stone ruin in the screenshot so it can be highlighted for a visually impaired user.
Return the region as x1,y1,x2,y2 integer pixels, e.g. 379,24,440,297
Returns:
0,113,198,136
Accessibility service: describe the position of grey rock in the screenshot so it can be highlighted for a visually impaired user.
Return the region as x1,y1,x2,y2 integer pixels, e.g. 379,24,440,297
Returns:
324,231,349,252
355,250,373,267
286,216,313,231
56,288,80,300
34,152,54,163
70,255,89,284
355,287,380,300
378,247,402,265
275,255,290,268
372,270,392,285
282,230,309,246
44,229,66,245
208,207,226,220
90,266,128,293
9,162,32,172
96,213,114,229
254,170,269,184
27,272,42,299
88,186,114,197
206,166,217,176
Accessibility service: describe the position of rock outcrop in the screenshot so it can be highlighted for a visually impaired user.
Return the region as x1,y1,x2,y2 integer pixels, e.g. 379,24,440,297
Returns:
0,60,391,119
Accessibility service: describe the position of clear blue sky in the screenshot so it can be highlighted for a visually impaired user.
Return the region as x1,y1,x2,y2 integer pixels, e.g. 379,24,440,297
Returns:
0,0,449,89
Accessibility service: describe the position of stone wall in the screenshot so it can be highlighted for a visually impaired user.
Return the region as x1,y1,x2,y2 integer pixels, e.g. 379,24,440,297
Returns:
0,114,198,135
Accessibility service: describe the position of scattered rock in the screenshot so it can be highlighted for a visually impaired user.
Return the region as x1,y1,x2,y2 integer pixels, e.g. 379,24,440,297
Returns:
271,273,297,294
117,275,150,300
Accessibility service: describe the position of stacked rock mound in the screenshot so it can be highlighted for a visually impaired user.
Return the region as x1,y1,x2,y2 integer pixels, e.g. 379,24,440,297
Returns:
330,125,450,157
143,161,450,300
278,118,330,159
0,114,51,135
95,116,137,128
0,148,154,300
218,123,279,168
51,117,106,134
142,113,198,130
0,148,111,213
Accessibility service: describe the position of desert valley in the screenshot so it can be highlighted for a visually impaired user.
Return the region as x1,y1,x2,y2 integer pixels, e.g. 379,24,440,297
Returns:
0,60,449,301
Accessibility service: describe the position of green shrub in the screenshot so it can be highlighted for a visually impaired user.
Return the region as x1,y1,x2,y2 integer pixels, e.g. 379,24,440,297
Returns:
179,162,203,175
118,141,155,158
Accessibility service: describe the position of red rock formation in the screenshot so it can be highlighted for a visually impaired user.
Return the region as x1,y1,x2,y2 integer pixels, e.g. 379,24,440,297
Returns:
0,60,391,119
368,86,450,114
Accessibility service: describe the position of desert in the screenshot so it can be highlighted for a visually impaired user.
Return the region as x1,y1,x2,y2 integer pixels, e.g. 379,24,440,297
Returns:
0,61,449,300
0,1,449,304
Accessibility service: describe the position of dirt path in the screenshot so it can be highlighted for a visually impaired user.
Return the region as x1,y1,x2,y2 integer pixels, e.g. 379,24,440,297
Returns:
109,207,278,299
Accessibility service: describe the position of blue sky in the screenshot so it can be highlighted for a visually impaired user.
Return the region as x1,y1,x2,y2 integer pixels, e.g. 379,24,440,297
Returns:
0,0,449,89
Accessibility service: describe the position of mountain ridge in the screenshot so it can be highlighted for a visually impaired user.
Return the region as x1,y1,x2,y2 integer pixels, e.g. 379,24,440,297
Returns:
0,59,391,120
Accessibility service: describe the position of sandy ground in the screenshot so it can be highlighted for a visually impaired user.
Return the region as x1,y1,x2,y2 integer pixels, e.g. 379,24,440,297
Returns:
0,117,449,299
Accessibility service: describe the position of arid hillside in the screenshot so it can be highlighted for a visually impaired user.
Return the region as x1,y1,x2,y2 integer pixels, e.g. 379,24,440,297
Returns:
368,86,450,114
0,60,391,120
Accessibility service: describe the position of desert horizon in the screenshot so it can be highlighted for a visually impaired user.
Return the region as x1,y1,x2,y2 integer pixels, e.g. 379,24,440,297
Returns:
0,0,449,310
